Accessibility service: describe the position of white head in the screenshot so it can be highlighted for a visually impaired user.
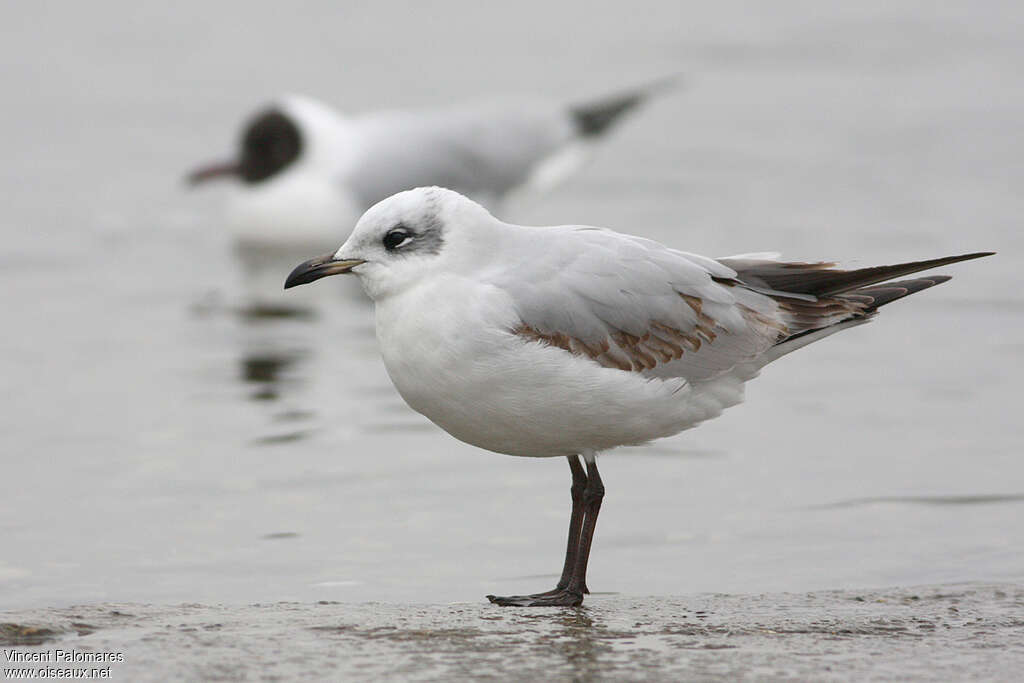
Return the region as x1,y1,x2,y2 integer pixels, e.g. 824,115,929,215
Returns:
283,187,495,300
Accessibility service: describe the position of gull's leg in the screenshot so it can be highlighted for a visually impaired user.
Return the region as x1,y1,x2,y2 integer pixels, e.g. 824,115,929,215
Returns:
487,452,602,607
556,454,588,591
565,453,604,597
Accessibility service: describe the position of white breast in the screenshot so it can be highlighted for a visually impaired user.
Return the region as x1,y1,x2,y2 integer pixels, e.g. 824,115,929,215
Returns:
225,171,362,250
374,276,749,458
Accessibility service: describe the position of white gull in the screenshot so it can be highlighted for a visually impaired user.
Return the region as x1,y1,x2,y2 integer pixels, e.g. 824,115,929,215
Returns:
284,186,992,606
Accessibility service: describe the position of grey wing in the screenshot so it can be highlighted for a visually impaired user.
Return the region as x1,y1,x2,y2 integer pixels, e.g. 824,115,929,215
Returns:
491,228,787,382
495,235,992,383
346,100,576,209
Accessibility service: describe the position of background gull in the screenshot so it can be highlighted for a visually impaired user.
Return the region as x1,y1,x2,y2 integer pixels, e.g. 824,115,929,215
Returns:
284,186,993,606
188,79,677,304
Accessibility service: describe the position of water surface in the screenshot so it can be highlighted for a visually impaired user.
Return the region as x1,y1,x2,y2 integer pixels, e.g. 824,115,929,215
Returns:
1,1,1021,611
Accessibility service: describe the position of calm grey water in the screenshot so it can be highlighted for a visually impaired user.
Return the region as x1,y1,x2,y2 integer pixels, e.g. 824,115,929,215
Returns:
2,1,1022,613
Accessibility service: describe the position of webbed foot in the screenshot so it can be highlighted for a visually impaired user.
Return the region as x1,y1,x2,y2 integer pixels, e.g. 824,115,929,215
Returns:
486,589,584,607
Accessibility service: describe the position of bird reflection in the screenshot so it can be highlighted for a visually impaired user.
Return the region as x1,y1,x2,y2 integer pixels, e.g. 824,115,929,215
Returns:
552,608,602,673
240,351,303,401
235,311,320,445
238,302,318,323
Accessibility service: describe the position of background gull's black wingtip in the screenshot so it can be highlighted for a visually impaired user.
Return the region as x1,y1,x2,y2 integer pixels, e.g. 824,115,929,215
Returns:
570,74,683,138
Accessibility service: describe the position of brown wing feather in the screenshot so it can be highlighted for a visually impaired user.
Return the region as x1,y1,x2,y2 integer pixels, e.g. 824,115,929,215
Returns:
513,283,921,374
512,290,764,374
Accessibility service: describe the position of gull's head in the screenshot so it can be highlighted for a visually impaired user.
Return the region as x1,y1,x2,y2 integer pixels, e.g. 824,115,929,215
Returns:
187,95,344,186
284,187,492,300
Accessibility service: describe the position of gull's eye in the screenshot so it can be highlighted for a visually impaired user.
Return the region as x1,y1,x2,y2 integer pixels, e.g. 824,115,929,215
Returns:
383,227,413,251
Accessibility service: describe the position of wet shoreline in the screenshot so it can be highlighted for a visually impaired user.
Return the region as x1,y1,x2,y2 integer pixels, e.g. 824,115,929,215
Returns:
3,583,1022,680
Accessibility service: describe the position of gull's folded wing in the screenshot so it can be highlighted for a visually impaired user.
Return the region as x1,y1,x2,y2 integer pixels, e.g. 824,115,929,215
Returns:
490,227,784,382
493,228,992,382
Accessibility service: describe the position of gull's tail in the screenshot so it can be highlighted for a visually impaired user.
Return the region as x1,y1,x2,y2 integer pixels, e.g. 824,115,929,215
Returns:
569,74,681,138
724,252,996,365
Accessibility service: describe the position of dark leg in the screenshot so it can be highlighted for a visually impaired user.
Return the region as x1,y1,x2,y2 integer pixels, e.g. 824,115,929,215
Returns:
512,454,589,595
566,457,604,596
556,455,588,590
487,454,604,607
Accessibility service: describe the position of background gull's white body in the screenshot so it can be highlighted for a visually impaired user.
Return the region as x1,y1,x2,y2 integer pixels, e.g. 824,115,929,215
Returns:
202,88,669,306
221,91,651,252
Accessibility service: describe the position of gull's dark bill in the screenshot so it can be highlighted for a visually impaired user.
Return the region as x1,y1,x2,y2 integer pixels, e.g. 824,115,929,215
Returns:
284,254,365,289
185,160,240,185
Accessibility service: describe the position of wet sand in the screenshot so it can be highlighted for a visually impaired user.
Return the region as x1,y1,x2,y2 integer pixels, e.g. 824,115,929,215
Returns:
3,583,1022,681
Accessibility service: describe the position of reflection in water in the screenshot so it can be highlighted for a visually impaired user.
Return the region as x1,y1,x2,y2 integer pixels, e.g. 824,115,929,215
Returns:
231,237,325,407
811,494,1024,509
238,303,318,322
274,409,316,422
241,351,305,401
238,337,318,445
549,608,603,676
226,241,381,449
233,290,323,450
250,430,313,446
242,353,296,383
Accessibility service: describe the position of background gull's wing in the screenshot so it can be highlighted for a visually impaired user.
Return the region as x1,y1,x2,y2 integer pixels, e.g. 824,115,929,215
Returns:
345,79,678,209
347,100,575,209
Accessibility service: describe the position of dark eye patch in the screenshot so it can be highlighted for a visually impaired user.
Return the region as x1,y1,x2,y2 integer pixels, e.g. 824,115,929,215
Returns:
383,227,414,251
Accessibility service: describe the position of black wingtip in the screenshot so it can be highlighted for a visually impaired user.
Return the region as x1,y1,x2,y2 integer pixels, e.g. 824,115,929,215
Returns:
732,251,995,299
851,275,956,310
570,74,682,138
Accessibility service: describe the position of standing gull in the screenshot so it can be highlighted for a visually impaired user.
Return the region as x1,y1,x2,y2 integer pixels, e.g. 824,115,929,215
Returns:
284,187,992,607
